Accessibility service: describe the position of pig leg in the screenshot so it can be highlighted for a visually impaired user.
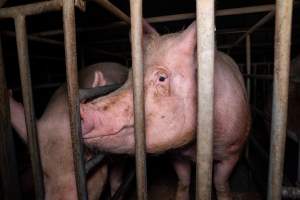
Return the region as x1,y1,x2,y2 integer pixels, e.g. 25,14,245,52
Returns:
173,158,191,200
213,155,239,200
9,93,27,141
109,162,124,199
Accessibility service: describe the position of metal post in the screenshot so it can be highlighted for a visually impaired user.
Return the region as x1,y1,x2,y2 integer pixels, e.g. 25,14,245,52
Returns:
246,35,251,100
14,15,45,200
0,35,21,200
62,0,88,199
267,0,294,199
196,0,215,199
130,0,147,199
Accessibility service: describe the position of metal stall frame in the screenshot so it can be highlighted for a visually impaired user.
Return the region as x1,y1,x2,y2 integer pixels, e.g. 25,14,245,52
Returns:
0,0,89,199
267,1,294,200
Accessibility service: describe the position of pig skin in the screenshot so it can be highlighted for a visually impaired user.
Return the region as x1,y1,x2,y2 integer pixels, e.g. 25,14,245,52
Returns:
80,22,250,200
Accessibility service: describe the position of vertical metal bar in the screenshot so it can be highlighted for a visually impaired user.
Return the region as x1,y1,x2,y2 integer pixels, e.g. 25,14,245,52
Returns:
62,0,88,199
246,35,251,100
0,35,21,200
14,15,45,200
267,0,294,199
129,0,147,200
196,0,215,200
298,137,300,184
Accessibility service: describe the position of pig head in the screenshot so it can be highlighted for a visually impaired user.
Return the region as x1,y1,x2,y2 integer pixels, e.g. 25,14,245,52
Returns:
81,23,198,154
80,22,250,157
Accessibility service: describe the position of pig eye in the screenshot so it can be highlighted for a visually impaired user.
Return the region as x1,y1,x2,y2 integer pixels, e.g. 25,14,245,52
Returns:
159,76,166,82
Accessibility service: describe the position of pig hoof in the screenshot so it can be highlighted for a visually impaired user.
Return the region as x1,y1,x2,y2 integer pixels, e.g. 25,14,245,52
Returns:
216,191,232,200
175,183,189,200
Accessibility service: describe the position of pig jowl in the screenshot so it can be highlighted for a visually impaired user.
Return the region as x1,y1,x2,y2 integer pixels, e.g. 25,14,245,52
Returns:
80,21,250,200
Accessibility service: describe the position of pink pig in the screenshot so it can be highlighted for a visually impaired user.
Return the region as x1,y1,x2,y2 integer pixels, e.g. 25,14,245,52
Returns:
80,22,250,200
9,62,128,200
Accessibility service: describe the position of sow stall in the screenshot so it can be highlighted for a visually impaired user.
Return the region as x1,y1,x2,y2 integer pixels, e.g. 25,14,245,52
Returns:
0,0,298,199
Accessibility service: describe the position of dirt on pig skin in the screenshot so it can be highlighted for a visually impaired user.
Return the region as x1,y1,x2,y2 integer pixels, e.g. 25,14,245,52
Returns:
9,62,128,200
80,21,250,200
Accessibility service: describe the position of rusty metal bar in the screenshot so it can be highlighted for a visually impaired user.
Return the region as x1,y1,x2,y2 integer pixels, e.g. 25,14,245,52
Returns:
267,0,294,199
31,3,280,37
130,0,147,199
91,0,130,24
231,11,275,48
85,154,105,174
0,0,62,19
14,15,44,200
246,35,251,99
282,187,300,198
62,0,88,199
0,35,21,200
196,0,215,199
2,31,64,46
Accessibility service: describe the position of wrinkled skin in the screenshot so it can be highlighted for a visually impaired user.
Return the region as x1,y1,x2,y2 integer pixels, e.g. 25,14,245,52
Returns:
80,22,250,200
10,62,128,200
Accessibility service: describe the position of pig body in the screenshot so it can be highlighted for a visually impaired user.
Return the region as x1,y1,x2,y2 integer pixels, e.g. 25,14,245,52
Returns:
10,62,128,200
80,22,250,200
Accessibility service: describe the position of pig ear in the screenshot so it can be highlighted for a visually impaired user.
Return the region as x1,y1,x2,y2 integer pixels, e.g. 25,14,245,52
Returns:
92,71,107,87
129,20,159,45
177,21,197,55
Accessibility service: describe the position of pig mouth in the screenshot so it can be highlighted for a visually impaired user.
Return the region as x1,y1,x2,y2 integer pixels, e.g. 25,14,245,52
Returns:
82,125,134,139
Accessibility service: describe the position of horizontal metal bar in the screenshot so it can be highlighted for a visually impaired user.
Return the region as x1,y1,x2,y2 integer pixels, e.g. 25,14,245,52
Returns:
14,15,45,200
31,3,280,37
79,84,122,101
282,187,300,199
85,154,105,174
62,0,87,199
231,11,275,48
0,0,62,19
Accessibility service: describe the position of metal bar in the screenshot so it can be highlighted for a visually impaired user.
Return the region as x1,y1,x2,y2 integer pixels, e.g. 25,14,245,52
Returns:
0,35,21,200
2,31,64,46
31,3,280,37
111,169,135,200
231,11,275,48
196,0,215,199
85,154,105,174
267,0,294,199
282,187,300,198
91,0,130,24
246,35,251,99
0,0,62,19
14,15,44,200
79,84,122,101
298,137,300,183
62,0,88,199
130,0,147,199
252,106,298,143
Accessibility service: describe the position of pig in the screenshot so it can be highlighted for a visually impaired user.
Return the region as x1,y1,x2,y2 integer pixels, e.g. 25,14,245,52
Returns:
9,62,129,200
79,21,250,200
